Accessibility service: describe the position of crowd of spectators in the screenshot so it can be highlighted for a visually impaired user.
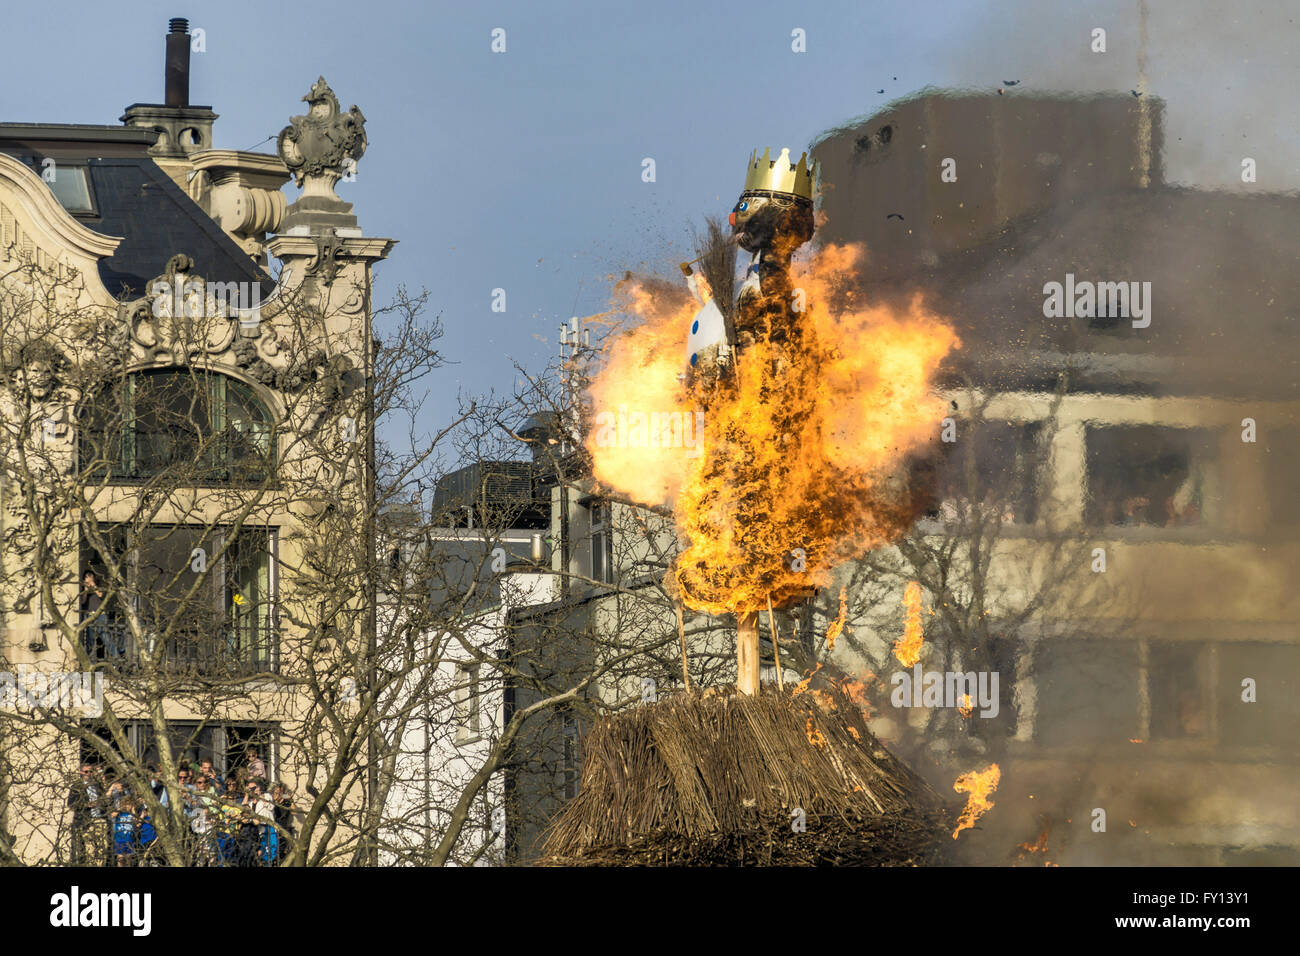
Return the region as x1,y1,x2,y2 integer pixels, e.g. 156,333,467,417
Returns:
67,746,301,866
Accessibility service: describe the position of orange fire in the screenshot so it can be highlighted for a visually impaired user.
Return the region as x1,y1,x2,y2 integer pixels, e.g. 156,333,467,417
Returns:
824,587,848,652
811,689,836,711
791,662,823,697
584,279,699,506
893,580,925,667
838,673,874,717
957,694,974,718
1016,821,1050,856
805,717,827,748
952,763,1001,839
584,244,958,618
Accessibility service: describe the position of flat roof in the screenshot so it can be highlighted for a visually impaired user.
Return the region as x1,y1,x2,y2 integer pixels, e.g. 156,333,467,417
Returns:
0,123,156,144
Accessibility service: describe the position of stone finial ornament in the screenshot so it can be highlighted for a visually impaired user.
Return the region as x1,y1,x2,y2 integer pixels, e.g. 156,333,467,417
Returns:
277,77,367,205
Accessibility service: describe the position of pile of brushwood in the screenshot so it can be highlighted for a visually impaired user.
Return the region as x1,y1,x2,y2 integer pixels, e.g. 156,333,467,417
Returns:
539,683,953,866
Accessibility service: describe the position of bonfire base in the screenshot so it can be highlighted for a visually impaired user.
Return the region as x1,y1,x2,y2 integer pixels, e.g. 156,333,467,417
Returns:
540,807,950,867
539,684,953,867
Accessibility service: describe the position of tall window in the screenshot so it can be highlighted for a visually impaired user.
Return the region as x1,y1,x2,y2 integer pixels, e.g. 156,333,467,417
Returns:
562,712,579,801
81,369,273,484
82,524,276,674
1148,642,1210,740
589,501,613,583
454,662,482,742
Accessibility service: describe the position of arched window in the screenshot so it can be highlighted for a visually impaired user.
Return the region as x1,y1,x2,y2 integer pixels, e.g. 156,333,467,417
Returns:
81,369,274,483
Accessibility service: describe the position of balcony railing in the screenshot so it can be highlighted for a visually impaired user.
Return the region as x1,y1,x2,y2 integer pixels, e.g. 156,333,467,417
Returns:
82,618,277,676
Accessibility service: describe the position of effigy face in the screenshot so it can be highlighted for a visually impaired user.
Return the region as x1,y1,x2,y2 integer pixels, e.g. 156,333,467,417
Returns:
730,190,815,258
729,189,815,349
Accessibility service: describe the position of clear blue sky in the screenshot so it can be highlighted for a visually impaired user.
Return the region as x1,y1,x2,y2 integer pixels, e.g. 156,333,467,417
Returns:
5,0,1297,448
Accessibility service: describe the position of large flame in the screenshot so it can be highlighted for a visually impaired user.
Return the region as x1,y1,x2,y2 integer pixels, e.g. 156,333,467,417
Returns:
824,587,848,652
952,764,1002,839
586,280,698,505
585,244,958,617
893,580,925,667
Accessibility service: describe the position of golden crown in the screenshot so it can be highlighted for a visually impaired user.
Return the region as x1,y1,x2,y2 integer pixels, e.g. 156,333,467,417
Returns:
742,147,818,200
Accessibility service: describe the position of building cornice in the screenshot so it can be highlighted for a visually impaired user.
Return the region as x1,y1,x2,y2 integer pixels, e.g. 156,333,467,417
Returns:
190,149,289,181
268,233,396,262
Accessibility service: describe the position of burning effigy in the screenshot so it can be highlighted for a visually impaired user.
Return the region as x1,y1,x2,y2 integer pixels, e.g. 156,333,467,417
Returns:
543,148,961,865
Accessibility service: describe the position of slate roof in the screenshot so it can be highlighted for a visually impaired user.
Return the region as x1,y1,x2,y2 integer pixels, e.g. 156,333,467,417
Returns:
87,157,273,300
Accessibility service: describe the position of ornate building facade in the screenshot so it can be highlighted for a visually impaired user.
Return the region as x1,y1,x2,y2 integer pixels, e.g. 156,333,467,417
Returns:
0,19,392,865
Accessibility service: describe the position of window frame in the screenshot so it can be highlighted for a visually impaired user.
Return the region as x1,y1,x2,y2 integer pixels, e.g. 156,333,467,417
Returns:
31,157,98,216
80,523,279,675
916,418,1046,532
1083,424,1216,533
79,368,276,487
453,661,482,744
562,711,579,800
588,500,614,584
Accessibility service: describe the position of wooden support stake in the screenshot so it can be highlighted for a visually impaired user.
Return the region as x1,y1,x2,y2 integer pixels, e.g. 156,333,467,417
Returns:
766,593,784,692
737,611,760,696
675,600,692,692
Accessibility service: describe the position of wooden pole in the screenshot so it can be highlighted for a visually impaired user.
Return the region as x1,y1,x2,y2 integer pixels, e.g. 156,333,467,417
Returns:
766,593,784,692
736,611,760,695
674,600,692,692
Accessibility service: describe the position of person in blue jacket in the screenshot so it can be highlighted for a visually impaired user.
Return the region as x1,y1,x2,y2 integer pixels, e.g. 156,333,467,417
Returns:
138,804,158,865
112,798,138,867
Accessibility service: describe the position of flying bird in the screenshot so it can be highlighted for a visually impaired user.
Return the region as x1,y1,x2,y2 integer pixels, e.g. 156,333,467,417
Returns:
886,213,905,221
1003,79,1020,85
1131,89,1143,97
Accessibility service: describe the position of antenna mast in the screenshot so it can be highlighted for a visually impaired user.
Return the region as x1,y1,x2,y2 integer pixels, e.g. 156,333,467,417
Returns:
558,315,594,450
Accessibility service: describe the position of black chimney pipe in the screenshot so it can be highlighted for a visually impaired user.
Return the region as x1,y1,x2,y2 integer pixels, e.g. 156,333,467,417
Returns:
164,18,190,107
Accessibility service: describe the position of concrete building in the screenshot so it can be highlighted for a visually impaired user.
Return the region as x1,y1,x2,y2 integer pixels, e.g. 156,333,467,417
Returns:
811,91,1300,865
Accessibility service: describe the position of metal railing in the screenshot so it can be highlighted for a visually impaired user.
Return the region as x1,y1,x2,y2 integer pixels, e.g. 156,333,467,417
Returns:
81,618,277,676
